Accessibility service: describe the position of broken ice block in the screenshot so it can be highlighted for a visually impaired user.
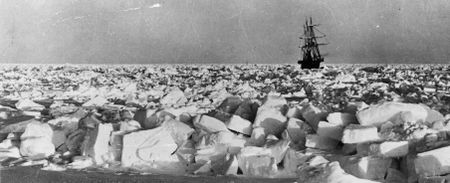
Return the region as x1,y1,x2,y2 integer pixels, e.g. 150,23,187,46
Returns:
249,127,266,146
237,147,277,177
226,115,253,135
326,112,357,126
15,99,45,111
286,106,302,119
217,96,243,114
253,96,288,136
267,140,290,164
282,148,309,176
253,108,287,136
211,154,238,175
160,87,188,106
81,123,113,165
340,156,392,180
234,99,259,122
369,141,409,157
301,104,328,130
286,118,313,146
305,134,339,150
20,121,55,159
162,119,195,146
342,124,380,144
317,121,344,140
415,146,450,176
356,102,428,127
121,127,186,174
193,115,228,133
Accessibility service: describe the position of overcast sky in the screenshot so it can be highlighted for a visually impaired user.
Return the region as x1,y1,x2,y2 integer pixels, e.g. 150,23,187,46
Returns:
0,0,449,64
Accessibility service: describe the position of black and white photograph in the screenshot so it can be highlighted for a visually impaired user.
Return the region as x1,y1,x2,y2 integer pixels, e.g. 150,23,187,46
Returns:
0,0,449,182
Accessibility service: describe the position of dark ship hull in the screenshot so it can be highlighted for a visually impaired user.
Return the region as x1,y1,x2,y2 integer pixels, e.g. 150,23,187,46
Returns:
298,58,323,69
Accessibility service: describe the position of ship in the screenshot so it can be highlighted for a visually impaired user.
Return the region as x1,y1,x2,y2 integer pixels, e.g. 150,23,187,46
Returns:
298,17,328,69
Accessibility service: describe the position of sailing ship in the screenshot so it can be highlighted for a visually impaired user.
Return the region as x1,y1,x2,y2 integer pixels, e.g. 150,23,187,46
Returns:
298,17,328,69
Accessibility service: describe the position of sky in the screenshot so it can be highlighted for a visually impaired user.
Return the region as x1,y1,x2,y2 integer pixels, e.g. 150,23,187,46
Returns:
0,0,449,64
